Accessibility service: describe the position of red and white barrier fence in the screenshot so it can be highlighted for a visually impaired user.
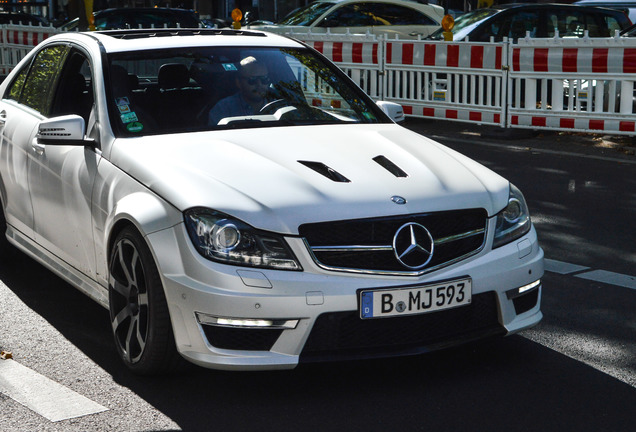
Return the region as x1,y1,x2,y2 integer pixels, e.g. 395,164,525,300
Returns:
0,24,61,77
293,31,636,136
508,35,636,134
383,40,507,126
3,25,636,136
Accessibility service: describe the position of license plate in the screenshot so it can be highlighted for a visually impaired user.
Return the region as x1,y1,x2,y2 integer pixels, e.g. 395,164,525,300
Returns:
359,278,472,319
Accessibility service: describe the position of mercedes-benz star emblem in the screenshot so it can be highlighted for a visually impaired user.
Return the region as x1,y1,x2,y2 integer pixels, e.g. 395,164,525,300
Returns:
392,222,435,270
391,196,407,205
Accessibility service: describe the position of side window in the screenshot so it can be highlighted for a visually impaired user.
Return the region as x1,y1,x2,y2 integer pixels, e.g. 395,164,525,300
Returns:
5,66,29,102
372,4,439,26
508,11,539,39
600,15,622,37
473,15,506,42
50,50,94,123
20,45,69,116
547,10,592,38
320,4,375,27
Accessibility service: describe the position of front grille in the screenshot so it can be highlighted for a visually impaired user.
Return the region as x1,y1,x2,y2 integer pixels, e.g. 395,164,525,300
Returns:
299,209,488,274
300,292,504,362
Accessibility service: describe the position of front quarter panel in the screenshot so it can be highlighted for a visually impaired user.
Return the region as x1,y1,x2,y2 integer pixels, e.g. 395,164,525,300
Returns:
92,157,182,286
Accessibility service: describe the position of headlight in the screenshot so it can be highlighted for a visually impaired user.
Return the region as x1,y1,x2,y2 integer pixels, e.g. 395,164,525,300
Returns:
492,184,531,249
184,208,302,270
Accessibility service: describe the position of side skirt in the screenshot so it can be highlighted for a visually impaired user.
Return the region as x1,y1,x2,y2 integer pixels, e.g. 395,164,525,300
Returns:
6,225,109,309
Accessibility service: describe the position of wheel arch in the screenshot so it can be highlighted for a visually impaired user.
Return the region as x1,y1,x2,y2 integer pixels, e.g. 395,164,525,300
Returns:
104,191,182,271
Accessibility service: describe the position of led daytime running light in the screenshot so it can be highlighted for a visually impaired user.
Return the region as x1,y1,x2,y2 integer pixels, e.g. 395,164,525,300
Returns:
196,313,299,329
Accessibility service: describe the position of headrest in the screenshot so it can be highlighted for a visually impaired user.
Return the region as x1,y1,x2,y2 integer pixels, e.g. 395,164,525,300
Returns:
111,65,131,95
67,72,86,93
189,61,227,83
158,63,189,90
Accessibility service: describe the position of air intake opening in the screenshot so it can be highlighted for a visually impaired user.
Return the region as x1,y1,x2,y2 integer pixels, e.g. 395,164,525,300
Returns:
373,155,408,178
298,161,350,183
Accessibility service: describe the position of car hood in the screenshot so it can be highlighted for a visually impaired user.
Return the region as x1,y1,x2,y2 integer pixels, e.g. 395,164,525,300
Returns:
110,124,509,234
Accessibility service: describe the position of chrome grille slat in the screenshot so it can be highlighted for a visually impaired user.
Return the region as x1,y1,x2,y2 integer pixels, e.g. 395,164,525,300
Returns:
310,245,394,252
435,228,486,245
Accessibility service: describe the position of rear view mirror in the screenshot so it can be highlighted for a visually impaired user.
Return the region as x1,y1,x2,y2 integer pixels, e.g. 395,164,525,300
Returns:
376,101,405,123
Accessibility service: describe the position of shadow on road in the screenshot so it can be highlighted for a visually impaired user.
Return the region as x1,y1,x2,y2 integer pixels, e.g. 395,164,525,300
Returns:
2,252,636,431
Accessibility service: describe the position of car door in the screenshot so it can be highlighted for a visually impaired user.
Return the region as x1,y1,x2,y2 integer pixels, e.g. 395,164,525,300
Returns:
26,46,100,278
0,45,69,240
367,3,441,39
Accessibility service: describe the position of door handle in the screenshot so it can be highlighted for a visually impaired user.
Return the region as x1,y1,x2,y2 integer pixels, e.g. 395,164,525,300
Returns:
0,110,6,126
31,138,45,155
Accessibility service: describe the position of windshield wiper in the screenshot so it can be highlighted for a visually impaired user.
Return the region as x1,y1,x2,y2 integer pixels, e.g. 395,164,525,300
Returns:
216,119,297,129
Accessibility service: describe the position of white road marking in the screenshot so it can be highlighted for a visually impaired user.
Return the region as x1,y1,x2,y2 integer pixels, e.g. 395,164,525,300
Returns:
544,259,636,290
544,258,590,274
0,358,108,422
431,135,636,166
576,270,636,290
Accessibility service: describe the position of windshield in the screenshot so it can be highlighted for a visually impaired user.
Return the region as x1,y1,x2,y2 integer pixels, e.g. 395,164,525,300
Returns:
278,2,334,25
107,46,386,137
428,8,498,40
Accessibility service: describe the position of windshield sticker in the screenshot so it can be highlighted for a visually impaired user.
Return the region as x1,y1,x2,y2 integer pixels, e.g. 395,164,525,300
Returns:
118,104,131,114
120,111,138,124
115,97,130,106
222,63,237,71
126,122,144,133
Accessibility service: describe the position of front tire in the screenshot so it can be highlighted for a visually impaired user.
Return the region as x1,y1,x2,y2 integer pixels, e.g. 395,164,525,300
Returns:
108,226,181,375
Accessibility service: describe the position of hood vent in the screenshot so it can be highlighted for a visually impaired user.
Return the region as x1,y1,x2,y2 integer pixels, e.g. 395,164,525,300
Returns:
298,161,350,183
373,155,408,178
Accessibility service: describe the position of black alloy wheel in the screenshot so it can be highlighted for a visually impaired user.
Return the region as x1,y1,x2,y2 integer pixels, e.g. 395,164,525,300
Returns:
108,226,181,375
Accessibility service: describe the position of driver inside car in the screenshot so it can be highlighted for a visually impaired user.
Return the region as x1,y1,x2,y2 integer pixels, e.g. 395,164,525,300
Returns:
208,56,271,125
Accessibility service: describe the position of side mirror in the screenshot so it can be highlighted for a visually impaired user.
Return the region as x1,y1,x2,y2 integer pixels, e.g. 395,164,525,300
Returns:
37,115,91,145
376,101,405,123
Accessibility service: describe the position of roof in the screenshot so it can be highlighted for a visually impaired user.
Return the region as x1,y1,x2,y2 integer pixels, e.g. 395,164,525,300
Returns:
490,2,629,10
576,0,636,4
46,29,304,53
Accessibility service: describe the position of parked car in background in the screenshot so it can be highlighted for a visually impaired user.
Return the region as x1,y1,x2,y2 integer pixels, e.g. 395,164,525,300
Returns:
0,28,543,374
574,0,636,24
428,3,631,42
0,10,49,26
59,7,202,31
249,0,444,39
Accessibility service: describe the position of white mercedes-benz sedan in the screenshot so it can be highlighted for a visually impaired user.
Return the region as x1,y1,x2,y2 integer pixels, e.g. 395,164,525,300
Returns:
248,0,444,40
0,29,543,374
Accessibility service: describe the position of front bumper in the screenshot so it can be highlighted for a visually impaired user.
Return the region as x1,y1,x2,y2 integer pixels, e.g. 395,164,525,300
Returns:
148,222,543,371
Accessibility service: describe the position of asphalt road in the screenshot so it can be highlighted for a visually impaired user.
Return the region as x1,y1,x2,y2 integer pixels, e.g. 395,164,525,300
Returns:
1,119,635,431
